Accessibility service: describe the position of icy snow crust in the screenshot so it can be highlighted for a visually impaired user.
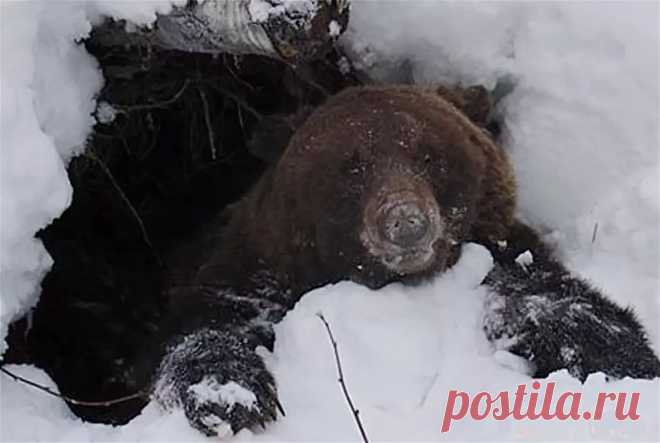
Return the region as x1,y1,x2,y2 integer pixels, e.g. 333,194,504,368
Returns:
1,0,659,441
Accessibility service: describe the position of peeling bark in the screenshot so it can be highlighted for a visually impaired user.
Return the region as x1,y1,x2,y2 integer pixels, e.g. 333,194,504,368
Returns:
93,0,350,63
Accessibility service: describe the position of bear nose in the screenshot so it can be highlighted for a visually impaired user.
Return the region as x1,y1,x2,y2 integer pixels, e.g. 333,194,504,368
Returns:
380,203,430,247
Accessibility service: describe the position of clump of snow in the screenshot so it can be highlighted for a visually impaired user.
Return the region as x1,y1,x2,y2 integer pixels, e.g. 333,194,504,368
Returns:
328,20,342,38
337,55,351,75
197,415,233,439
560,346,578,365
86,1,181,26
248,0,319,24
515,250,534,269
248,0,275,23
187,378,258,412
95,101,117,125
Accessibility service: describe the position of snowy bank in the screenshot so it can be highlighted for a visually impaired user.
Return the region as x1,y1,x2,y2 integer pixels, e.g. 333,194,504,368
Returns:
2,245,659,441
0,0,183,355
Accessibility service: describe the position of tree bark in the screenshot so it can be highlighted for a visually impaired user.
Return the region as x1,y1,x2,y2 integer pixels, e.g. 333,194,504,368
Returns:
93,0,350,63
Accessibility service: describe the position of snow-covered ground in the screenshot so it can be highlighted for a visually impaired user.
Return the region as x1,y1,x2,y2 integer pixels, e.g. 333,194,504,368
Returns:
1,1,658,441
4,245,660,441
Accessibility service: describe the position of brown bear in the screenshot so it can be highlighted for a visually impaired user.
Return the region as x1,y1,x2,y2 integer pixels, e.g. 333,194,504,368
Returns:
187,85,515,294
147,85,660,437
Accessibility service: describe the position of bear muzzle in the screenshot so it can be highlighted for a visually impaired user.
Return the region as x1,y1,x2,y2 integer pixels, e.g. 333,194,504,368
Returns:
361,188,443,275
379,202,430,248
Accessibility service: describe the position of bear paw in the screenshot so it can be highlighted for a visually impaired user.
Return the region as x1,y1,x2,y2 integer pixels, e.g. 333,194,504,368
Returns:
153,328,281,436
181,374,279,437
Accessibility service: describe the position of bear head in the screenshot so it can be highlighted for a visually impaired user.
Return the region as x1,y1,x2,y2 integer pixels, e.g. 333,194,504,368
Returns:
218,85,516,293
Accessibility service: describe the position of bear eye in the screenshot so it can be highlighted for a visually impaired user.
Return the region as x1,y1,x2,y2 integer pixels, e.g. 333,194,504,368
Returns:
339,152,363,175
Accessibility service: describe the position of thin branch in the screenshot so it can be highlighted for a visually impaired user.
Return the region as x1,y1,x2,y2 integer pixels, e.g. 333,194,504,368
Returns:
417,371,439,408
198,87,217,160
237,105,246,139
86,149,162,267
137,119,161,162
204,82,262,120
275,398,286,417
117,79,190,113
316,313,370,443
224,54,255,91
591,222,599,244
0,366,146,407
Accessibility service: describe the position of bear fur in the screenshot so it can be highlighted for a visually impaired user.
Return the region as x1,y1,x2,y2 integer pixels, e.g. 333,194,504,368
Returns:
146,85,660,436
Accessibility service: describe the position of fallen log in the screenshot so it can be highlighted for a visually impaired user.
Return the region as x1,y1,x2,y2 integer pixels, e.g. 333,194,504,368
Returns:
93,0,350,63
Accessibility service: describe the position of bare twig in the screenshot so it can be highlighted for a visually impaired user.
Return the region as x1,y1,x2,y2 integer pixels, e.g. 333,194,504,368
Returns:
204,82,262,120
237,105,246,138
275,398,286,417
137,120,161,162
0,366,146,407
224,54,255,91
316,313,369,443
591,222,599,244
198,87,217,160
417,371,439,407
86,149,162,267
117,79,190,113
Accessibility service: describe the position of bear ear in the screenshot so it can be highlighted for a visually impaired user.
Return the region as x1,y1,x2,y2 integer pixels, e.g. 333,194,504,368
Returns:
435,84,492,127
247,106,314,164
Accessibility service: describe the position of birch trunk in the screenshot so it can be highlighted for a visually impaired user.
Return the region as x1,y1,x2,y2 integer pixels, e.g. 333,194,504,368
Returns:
93,0,350,63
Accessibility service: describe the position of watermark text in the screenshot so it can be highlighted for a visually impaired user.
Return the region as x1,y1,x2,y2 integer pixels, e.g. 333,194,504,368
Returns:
441,381,640,432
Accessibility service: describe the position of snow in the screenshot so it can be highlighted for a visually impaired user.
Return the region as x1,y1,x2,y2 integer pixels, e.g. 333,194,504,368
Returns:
493,350,534,376
2,246,659,441
1,0,659,442
247,0,272,23
515,250,534,269
328,20,342,38
187,378,258,412
95,101,117,125
248,0,320,24
184,376,259,439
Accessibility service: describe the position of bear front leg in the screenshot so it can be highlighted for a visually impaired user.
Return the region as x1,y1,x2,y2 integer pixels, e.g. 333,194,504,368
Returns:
147,281,292,437
152,327,281,437
482,222,660,381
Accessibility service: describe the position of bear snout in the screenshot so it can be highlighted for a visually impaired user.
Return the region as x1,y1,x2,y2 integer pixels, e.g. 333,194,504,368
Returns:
379,202,430,248
361,187,443,275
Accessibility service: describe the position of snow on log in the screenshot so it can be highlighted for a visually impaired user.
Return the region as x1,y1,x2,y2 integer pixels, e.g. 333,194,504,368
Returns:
94,0,350,62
